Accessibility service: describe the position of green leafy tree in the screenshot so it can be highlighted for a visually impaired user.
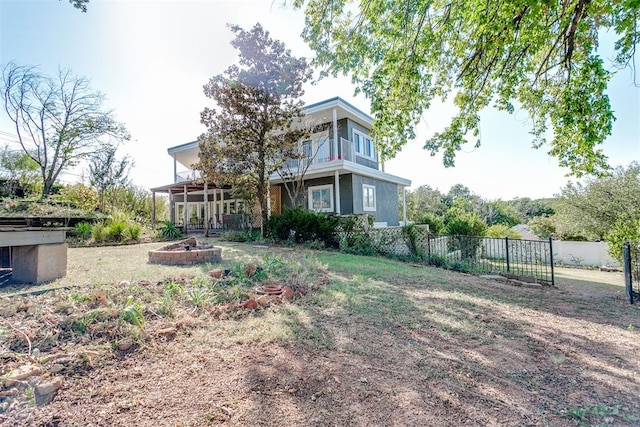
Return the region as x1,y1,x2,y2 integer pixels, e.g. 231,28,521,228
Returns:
404,185,447,221
485,224,522,239
1,63,129,197
481,200,522,227
0,145,40,195
507,197,555,222
195,24,312,234
417,212,445,235
294,0,637,176
528,215,557,240
88,144,132,211
444,207,487,236
555,162,640,241
607,218,640,264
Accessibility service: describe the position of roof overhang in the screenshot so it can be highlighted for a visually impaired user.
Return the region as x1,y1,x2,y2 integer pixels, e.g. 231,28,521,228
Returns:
269,161,411,186
166,97,375,170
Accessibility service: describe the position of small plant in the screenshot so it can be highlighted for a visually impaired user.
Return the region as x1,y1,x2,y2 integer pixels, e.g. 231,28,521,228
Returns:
125,223,142,241
120,296,145,332
158,221,182,240
188,288,210,309
262,255,287,277
106,220,126,241
425,254,448,268
91,222,107,243
74,221,92,239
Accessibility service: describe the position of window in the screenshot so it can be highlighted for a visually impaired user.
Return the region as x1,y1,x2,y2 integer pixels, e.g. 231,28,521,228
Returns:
302,131,330,163
308,184,334,212
363,184,376,211
353,129,376,160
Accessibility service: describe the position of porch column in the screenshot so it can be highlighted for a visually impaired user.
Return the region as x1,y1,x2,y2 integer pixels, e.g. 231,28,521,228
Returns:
402,186,407,224
173,155,178,183
203,182,209,237
183,184,188,234
151,191,156,229
169,190,175,224
267,185,271,217
332,107,338,159
334,170,341,214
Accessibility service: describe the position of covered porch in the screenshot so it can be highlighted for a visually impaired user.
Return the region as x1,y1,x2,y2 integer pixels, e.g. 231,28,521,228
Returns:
150,181,253,235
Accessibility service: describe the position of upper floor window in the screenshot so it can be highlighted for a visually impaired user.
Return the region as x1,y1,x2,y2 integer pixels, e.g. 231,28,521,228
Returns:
353,129,375,160
302,131,330,163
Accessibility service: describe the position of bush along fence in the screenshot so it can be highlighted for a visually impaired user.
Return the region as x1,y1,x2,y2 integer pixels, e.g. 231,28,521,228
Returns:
623,241,640,304
338,221,555,285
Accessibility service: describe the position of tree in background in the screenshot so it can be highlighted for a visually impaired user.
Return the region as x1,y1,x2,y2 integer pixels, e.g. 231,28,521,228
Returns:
481,201,522,227
1,63,129,197
404,185,447,221
555,162,640,241
0,145,40,196
88,144,132,211
528,215,557,240
508,197,555,223
295,0,637,176
195,24,312,234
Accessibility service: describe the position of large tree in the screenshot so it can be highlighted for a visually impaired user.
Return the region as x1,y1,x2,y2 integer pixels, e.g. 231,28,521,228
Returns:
294,0,638,176
88,144,132,211
555,162,640,241
1,63,129,197
195,24,312,234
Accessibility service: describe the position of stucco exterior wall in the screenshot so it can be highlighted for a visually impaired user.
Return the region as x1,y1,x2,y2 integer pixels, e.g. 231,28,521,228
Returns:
351,176,400,226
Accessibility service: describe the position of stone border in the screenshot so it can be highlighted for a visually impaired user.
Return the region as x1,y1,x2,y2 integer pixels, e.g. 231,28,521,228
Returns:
148,247,222,265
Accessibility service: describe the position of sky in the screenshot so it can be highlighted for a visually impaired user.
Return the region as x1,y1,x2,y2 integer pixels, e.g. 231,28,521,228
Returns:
0,0,638,200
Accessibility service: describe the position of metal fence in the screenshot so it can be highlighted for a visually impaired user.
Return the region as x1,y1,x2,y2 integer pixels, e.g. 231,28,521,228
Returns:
623,241,640,304
338,225,555,285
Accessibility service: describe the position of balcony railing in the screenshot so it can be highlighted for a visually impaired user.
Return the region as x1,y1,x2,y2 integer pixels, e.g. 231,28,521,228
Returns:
281,137,379,171
175,170,201,183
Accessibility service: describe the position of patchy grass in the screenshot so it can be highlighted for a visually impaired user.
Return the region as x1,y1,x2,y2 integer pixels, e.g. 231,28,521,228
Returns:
1,239,639,426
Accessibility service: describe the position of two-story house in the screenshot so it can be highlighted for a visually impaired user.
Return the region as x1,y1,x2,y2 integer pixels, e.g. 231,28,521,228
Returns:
150,97,411,232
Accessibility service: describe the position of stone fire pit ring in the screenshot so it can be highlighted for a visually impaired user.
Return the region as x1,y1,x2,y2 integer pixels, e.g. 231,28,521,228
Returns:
149,237,222,265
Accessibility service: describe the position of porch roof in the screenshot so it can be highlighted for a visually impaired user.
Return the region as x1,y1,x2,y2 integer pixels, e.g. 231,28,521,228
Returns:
150,180,231,194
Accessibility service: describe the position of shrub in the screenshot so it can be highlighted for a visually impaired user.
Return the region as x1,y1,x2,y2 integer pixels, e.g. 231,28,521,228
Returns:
74,222,92,239
221,230,260,242
401,223,427,259
417,213,445,235
444,207,487,236
57,183,99,211
91,223,107,243
266,207,338,245
125,223,142,241
158,221,182,240
106,220,127,241
425,253,448,268
339,233,376,256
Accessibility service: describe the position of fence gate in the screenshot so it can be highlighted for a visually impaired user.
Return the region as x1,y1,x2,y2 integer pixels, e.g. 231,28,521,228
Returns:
624,242,640,304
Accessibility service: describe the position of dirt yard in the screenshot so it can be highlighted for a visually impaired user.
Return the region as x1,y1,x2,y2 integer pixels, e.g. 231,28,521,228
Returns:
1,240,639,426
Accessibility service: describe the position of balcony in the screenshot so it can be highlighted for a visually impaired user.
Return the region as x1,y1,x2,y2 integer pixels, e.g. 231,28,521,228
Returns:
282,137,378,171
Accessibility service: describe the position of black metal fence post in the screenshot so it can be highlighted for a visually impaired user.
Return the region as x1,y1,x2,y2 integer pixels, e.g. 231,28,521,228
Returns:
505,237,510,272
549,237,555,286
624,242,634,304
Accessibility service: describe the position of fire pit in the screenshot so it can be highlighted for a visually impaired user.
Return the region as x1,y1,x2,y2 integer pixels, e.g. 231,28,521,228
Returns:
148,237,222,265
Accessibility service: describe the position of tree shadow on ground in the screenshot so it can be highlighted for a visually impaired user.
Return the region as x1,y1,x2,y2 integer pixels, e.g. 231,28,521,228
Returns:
240,254,640,426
